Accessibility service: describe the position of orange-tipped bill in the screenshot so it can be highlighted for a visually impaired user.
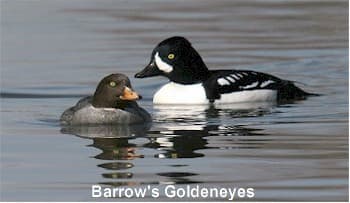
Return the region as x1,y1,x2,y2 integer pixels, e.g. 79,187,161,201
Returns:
119,87,140,101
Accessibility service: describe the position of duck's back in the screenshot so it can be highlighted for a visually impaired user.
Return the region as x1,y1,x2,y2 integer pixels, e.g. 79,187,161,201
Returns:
60,96,92,125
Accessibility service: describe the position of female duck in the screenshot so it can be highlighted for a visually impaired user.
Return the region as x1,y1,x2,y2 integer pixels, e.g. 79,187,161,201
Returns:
60,73,151,125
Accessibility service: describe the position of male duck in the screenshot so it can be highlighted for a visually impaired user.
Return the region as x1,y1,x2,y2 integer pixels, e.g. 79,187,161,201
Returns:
135,36,316,104
60,73,151,125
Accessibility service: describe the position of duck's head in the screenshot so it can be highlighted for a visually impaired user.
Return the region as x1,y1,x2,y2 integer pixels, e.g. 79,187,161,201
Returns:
135,36,210,84
92,74,141,109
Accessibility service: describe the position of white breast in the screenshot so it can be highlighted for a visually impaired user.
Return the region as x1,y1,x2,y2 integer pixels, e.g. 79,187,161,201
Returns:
153,82,208,104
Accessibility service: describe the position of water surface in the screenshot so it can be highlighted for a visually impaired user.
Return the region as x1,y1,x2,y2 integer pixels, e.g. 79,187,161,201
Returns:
1,0,348,201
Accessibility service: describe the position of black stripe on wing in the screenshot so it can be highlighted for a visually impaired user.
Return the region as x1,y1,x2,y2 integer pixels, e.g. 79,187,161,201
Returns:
203,70,283,102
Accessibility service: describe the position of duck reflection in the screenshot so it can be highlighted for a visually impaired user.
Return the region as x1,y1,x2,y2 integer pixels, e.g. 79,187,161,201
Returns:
61,124,149,187
60,123,150,139
157,172,201,184
153,102,275,122
147,103,270,184
92,137,145,187
60,102,271,186
91,138,144,160
147,125,219,159
149,103,271,159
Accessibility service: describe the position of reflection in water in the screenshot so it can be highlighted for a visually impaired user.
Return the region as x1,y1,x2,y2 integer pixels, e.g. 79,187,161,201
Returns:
205,104,274,119
3,0,346,199
61,124,150,139
98,162,134,170
157,172,201,184
92,138,143,187
93,138,142,186
149,126,215,159
61,124,149,187
153,102,275,124
91,138,144,160
61,104,270,186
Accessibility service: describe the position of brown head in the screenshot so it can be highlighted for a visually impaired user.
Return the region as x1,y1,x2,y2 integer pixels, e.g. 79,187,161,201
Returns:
92,73,141,109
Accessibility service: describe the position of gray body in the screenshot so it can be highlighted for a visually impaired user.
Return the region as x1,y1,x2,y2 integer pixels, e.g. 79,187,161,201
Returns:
60,96,151,125
61,123,151,138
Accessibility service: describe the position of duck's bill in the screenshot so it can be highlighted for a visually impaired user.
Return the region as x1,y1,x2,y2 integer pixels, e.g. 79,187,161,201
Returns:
134,62,162,78
119,87,141,101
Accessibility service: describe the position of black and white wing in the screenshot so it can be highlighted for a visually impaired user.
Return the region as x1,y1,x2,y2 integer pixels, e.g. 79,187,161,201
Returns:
203,70,285,102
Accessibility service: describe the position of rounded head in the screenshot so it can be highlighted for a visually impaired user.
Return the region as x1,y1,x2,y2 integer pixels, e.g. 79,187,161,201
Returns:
135,36,209,84
92,73,141,108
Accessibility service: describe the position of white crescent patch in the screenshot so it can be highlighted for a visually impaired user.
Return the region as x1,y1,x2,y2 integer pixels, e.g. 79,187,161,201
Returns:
155,52,173,73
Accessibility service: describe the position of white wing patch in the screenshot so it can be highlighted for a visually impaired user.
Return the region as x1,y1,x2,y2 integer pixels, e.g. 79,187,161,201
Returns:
217,78,230,86
230,74,240,80
155,52,173,73
240,82,259,89
226,76,235,83
260,80,275,88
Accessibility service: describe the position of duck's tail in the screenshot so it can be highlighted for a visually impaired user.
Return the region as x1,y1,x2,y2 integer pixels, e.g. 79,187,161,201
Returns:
277,81,321,102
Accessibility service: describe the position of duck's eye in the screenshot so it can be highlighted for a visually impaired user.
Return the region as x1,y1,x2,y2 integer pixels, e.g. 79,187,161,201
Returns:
167,53,175,60
109,81,117,87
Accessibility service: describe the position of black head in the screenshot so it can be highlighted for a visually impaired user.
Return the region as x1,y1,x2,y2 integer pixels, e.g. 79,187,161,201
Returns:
92,73,141,108
135,36,210,84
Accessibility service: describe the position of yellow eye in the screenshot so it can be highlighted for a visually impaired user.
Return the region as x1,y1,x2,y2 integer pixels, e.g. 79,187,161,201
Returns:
168,53,175,60
109,81,116,87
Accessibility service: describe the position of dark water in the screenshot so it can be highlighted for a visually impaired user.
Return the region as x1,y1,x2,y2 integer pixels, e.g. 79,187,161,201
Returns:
1,0,348,201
